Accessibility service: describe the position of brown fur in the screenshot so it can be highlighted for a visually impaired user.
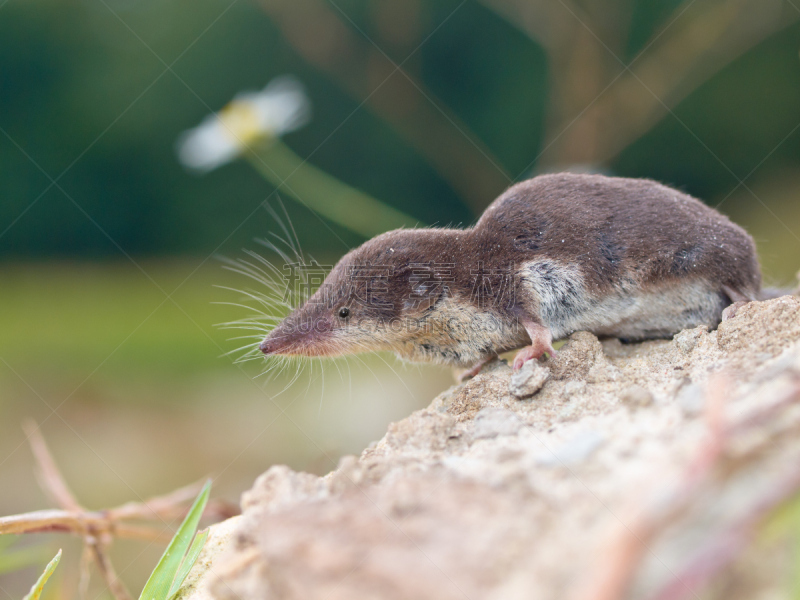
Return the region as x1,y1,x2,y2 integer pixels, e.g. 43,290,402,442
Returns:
260,173,762,368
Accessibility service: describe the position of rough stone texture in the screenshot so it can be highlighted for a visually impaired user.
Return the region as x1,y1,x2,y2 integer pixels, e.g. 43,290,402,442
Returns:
179,296,800,600
508,360,550,397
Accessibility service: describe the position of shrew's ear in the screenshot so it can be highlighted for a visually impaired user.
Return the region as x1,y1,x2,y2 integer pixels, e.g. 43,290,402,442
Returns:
397,264,448,314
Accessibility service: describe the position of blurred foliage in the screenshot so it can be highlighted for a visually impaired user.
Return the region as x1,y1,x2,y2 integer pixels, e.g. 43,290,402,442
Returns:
0,261,241,380
0,537,48,577
2,6,800,596
762,492,800,597
1,0,799,263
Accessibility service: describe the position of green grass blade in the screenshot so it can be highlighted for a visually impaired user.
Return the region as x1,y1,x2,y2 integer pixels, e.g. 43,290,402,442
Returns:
138,481,211,600
22,549,61,600
167,528,209,600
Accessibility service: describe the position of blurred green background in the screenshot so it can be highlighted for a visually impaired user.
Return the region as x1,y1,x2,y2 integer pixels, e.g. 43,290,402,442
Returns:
2,0,800,596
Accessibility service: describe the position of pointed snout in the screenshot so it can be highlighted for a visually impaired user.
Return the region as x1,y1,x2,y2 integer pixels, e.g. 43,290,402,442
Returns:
259,311,335,357
259,329,293,355
260,337,284,355
259,321,319,355
259,318,337,357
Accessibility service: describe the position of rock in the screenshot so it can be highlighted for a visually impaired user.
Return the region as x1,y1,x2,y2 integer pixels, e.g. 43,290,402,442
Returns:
673,326,708,355
241,466,328,512
535,430,605,467
716,296,800,357
183,296,800,600
620,384,653,408
547,331,603,380
562,380,587,399
676,381,705,416
471,407,523,439
508,360,550,398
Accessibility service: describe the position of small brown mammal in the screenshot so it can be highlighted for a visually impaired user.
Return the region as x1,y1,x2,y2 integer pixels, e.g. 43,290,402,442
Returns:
259,173,762,377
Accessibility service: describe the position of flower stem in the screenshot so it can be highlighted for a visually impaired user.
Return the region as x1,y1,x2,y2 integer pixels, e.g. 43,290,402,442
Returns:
246,140,422,238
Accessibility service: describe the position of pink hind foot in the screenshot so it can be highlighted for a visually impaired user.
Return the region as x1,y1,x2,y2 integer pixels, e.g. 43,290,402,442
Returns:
457,355,497,382
513,321,556,370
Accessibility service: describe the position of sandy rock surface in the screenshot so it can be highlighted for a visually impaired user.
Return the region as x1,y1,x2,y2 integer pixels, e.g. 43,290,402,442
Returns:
178,296,800,600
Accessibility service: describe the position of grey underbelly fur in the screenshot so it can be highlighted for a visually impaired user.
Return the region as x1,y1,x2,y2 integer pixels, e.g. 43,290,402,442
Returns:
519,259,727,341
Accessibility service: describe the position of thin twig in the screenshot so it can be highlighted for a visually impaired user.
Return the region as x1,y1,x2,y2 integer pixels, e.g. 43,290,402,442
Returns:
109,482,239,523
108,479,207,521
21,421,135,600
0,510,84,536
23,420,82,512
89,536,133,600
0,422,237,600
0,509,172,542
78,544,92,600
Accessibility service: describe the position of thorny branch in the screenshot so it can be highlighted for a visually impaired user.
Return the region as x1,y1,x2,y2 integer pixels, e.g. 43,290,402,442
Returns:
0,421,239,600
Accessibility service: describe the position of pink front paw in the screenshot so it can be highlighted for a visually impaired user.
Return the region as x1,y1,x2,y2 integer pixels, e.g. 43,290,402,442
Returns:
513,345,557,370
513,346,539,370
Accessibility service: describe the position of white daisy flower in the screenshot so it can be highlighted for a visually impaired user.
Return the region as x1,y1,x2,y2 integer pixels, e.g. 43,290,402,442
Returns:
177,76,311,172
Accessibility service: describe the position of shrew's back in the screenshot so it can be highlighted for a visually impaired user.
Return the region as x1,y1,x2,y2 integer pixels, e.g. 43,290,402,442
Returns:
475,173,761,300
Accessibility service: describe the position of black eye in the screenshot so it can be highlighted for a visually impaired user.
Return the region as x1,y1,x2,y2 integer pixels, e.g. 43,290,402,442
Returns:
338,307,350,319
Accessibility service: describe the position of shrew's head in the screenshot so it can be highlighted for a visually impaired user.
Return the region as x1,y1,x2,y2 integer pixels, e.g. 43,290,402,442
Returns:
259,229,457,358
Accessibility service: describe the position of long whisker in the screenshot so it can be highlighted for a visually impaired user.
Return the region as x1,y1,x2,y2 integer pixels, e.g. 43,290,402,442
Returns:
218,203,334,391
264,197,303,263
275,196,304,261
216,272,289,306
